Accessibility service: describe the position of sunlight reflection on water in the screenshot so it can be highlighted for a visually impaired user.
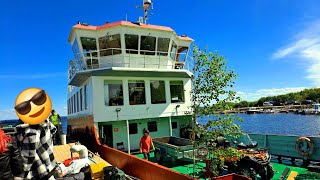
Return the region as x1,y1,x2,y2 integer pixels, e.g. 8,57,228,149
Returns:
198,113,320,136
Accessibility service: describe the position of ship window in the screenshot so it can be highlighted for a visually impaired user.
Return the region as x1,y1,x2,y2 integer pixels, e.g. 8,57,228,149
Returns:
73,94,76,113
86,59,99,69
170,81,185,103
125,34,139,54
128,80,146,105
172,122,178,129
72,39,81,61
80,88,83,111
84,85,88,110
67,99,70,115
71,96,73,114
140,36,156,55
150,80,166,104
104,80,123,106
157,38,170,56
170,41,177,60
99,34,122,56
148,121,158,132
80,37,98,57
76,92,79,112
129,123,138,134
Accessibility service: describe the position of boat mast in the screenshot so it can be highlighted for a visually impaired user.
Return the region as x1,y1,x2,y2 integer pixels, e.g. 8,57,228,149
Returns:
136,0,153,24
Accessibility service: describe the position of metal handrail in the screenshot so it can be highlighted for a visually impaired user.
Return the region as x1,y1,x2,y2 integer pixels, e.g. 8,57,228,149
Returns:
68,48,194,81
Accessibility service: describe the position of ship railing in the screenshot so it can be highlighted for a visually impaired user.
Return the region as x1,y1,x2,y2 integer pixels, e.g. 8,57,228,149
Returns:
68,48,194,80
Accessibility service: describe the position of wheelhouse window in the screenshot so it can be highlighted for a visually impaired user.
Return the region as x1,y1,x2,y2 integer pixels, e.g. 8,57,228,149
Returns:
140,36,156,55
125,34,139,54
104,80,123,106
148,121,158,132
80,37,97,57
129,123,138,134
99,34,121,56
150,80,166,104
157,38,170,56
86,59,99,69
170,81,185,103
128,80,146,105
72,39,81,61
170,41,177,60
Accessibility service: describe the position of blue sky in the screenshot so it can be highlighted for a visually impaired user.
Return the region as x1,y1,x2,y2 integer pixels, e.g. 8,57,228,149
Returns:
1,0,320,120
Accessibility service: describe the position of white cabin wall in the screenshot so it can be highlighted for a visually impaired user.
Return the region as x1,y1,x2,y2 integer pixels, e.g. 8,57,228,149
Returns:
91,76,192,123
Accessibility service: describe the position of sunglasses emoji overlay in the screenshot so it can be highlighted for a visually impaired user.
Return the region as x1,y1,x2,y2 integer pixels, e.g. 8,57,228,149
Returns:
14,88,52,125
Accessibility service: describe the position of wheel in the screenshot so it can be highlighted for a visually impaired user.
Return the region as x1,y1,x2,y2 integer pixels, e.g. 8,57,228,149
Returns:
266,164,275,180
259,164,274,180
238,164,257,180
154,149,163,163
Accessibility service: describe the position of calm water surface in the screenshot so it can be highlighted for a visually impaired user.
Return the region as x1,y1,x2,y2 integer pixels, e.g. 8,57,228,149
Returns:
198,113,320,136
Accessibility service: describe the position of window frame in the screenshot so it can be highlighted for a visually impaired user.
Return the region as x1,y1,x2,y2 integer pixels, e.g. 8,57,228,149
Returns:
125,34,139,54
148,121,158,132
170,80,185,103
80,37,98,57
84,85,88,110
129,123,138,135
171,122,178,129
157,37,170,56
80,88,83,111
128,80,146,105
170,40,178,60
150,80,166,104
104,80,124,106
76,92,79,112
73,94,76,113
140,36,156,55
98,34,122,56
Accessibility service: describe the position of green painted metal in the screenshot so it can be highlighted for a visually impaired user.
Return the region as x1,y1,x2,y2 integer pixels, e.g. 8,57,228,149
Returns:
153,136,194,161
135,152,320,180
249,134,320,161
97,115,193,151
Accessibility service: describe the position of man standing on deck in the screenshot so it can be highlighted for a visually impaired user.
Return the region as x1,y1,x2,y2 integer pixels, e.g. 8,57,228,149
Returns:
139,129,155,160
49,109,62,144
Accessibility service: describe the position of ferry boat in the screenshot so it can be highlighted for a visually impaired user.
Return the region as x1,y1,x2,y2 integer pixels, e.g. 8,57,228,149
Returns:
67,15,193,154
63,1,320,179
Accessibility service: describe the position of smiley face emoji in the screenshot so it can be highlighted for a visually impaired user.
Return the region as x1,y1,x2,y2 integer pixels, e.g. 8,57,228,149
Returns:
14,88,52,125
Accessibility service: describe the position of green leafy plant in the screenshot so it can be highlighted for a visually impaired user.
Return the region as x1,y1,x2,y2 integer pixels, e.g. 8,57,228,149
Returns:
190,45,244,177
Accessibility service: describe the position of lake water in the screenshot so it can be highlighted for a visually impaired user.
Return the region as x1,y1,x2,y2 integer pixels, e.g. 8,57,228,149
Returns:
197,113,320,136
5,114,320,136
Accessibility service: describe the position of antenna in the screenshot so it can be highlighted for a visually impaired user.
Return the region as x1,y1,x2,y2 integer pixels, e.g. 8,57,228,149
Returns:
136,0,154,24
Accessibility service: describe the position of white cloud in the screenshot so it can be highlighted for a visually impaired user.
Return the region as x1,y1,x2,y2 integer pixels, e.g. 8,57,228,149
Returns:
0,72,67,79
237,87,307,101
272,20,320,86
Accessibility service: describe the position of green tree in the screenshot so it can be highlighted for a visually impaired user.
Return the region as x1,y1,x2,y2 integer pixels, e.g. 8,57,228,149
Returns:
191,46,243,176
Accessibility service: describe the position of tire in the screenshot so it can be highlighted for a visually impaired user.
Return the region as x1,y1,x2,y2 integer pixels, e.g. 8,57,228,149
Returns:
154,149,163,163
259,163,274,180
266,164,275,180
238,164,257,180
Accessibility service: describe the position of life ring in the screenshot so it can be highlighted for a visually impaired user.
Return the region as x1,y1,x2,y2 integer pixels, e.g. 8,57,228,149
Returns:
295,137,314,156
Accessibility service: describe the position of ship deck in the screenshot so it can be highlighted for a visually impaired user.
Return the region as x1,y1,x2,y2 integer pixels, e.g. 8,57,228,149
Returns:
53,143,110,165
135,152,320,180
